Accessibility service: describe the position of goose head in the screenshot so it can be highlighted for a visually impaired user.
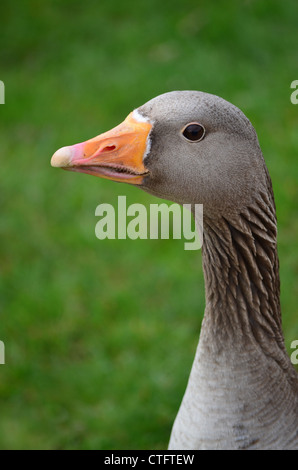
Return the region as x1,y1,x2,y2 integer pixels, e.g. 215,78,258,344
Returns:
51,90,268,218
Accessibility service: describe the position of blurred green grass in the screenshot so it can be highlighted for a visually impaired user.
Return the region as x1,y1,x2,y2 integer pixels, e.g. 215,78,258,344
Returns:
1,0,298,449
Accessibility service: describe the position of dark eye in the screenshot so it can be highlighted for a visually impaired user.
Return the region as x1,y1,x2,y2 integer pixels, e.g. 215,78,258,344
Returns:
182,123,205,142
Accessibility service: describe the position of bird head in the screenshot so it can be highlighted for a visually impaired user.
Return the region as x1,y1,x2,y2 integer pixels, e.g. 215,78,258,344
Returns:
51,91,267,217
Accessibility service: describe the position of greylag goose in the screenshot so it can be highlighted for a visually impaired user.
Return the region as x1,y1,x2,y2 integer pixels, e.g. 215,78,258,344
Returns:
51,91,298,450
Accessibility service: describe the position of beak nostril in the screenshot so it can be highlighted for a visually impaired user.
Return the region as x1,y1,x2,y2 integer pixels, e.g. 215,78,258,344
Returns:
102,145,116,152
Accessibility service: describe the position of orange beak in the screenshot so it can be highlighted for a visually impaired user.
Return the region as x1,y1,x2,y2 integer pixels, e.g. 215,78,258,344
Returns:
51,112,152,185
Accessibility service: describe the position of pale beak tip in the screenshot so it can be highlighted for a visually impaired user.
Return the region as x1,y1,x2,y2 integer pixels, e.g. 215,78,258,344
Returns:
51,146,73,168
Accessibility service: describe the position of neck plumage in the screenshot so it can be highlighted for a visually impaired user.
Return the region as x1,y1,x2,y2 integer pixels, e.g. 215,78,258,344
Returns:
202,190,285,363
169,180,298,450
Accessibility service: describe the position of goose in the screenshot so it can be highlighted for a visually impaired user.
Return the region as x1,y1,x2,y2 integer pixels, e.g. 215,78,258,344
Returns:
51,91,298,450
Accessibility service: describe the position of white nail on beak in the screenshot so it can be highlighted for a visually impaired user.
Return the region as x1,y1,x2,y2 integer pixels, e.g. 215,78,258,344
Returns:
51,146,73,167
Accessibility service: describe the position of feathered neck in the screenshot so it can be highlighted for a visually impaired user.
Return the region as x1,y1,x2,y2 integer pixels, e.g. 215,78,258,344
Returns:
168,176,298,450
200,175,296,380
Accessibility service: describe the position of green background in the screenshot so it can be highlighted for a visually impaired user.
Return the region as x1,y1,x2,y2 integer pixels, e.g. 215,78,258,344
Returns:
1,0,298,449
